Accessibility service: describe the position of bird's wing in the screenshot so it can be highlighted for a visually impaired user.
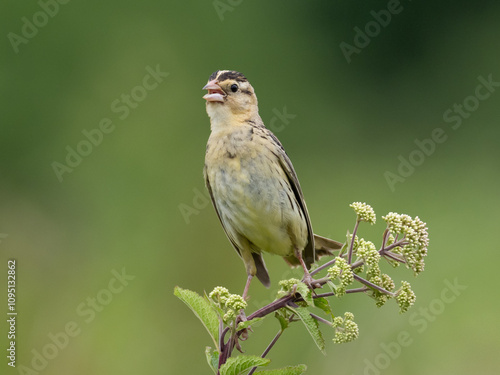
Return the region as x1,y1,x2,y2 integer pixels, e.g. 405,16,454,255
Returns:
204,168,272,287
266,131,316,268
204,170,242,257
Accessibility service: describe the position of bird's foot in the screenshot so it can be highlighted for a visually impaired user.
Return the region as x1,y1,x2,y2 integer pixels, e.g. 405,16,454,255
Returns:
235,309,253,352
236,309,247,325
301,273,322,291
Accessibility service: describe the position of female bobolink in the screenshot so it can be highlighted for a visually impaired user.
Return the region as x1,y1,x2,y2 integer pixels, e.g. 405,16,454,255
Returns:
203,70,341,298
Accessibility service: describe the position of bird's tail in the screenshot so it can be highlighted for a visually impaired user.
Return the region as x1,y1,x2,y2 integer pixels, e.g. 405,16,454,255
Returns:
252,252,271,288
313,234,344,259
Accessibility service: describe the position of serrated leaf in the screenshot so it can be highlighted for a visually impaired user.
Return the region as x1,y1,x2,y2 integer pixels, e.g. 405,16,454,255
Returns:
255,364,307,375
174,287,219,350
288,307,325,354
313,297,332,317
236,317,265,331
219,355,270,375
295,281,314,307
205,347,219,374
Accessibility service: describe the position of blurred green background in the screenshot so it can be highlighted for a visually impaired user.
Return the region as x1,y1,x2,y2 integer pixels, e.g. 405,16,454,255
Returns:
1,1,499,374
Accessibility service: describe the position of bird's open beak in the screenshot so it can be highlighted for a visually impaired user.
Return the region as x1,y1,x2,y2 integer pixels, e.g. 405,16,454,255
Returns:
203,79,225,102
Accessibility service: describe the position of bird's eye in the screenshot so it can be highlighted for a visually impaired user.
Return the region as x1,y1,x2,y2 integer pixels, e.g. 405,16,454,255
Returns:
230,84,238,93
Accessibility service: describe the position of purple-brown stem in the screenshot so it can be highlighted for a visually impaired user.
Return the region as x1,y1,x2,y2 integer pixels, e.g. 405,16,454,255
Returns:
247,329,284,375
353,274,396,297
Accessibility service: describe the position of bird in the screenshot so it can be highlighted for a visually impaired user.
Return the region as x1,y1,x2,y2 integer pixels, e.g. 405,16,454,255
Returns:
202,70,342,299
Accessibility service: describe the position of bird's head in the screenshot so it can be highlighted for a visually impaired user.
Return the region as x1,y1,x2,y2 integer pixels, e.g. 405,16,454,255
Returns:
203,70,259,124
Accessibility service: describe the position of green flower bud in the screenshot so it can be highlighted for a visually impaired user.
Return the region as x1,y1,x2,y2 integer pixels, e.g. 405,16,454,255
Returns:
278,278,301,291
357,239,380,274
327,257,354,297
226,294,247,311
209,286,230,306
396,281,416,313
350,202,376,224
333,312,359,344
223,309,236,323
382,213,429,275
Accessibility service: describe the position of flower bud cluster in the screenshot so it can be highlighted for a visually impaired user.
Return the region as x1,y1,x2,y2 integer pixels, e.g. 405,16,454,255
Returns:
382,212,429,275
350,202,376,224
209,286,247,323
332,312,359,344
327,257,354,296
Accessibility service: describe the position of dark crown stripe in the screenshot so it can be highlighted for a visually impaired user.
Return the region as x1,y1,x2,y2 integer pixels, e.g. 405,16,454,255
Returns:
209,70,220,81
216,70,248,83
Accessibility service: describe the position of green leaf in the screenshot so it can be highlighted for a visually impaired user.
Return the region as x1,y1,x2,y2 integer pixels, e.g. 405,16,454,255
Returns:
219,355,270,375
288,307,325,354
313,297,333,317
326,280,337,293
295,281,314,307
236,317,265,331
255,364,307,375
275,311,290,331
174,287,219,350
205,347,219,374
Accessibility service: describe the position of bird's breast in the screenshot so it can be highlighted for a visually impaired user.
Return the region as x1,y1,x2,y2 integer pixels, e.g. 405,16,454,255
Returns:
205,128,307,257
